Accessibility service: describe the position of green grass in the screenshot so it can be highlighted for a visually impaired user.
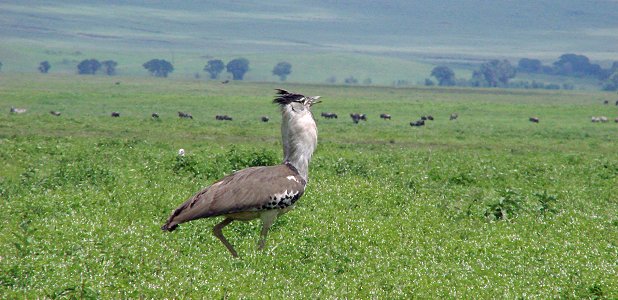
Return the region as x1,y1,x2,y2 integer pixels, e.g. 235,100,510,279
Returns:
1,74,617,298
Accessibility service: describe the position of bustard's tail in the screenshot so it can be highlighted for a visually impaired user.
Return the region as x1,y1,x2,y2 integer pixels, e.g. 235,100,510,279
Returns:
161,200,190,232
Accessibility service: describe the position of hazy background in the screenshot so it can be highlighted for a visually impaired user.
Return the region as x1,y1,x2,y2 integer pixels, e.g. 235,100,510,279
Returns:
1,0,617,85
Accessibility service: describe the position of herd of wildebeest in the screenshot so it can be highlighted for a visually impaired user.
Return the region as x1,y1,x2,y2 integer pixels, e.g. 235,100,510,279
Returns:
8,98,618,125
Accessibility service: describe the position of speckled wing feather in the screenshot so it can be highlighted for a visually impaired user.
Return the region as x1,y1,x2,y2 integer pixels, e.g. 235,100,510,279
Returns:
162,164,306,231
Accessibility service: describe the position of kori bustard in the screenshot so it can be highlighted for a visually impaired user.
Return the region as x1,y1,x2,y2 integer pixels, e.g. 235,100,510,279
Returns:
162,89,321,257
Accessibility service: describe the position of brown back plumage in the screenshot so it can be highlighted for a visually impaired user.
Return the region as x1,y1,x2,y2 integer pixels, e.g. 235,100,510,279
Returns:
162,163,306,231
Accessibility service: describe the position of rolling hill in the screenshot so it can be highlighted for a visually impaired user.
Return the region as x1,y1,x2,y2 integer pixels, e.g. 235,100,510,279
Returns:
0,0,616,85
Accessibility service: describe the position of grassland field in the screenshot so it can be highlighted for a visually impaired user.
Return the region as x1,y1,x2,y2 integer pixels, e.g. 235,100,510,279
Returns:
0,73,617,298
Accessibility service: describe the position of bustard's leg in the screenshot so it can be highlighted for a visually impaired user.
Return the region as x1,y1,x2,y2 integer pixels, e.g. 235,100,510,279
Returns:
258,210,279,250
213,218,238,257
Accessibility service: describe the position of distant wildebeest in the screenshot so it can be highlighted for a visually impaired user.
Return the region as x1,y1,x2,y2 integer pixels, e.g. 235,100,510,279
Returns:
221,80,229,84
111,112,120,117
321,112,338,119
529,117,539,123
115,81,121,85
450,113,458,120
410,119,425,127
152,112,160,119
379,113,391,120
216,115,233,121
603,100,609,105
178,111,193,119
420,115,433,121
261,116,270,122
350,113,367,123
50,111,61,116
10,107,27,114
615,100,618,106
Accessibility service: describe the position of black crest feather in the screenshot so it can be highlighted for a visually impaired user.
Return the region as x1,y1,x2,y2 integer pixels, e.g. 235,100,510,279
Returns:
273,89,305,105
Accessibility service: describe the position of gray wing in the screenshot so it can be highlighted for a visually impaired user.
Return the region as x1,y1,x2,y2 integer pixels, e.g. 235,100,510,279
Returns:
162,164,306,231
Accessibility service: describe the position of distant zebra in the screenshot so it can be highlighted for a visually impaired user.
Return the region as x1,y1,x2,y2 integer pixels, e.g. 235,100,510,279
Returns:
50,111,61,116
216,115,233,121
111,112,120,117
152,112,160,119
450,113,458,120
178,111,193,119
261,116,270,122
321,112,338,119
529,117,539,123
379,113,391,120
10,107,27,114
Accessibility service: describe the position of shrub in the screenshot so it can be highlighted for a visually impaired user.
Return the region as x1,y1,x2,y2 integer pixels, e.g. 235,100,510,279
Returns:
485,189,523,220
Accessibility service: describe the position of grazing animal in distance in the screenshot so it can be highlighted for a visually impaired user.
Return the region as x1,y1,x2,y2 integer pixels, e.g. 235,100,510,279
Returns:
591,116,600,123
604,100,609,105
221,80,230,84
261,116,270,122
410,119,425,127
529,117,539,123
379,113,391,120
615,100,618,106
216,115,233,121
450,113,458,120
178,149,185,156
162,89,322,257
111,112,120,117
615,117,618,123
152,112,160,119
350,113,367,123
10,107,27,114
599,116,609,123
321,112,338,119
178,111,193,119
50,111,61,116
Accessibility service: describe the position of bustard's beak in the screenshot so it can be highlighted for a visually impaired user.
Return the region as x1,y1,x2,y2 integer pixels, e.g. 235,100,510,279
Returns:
309,96,321,106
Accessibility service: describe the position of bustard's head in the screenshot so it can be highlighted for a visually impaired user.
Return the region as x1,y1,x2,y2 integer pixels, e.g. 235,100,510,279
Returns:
273,88,321,115
272,89,320,181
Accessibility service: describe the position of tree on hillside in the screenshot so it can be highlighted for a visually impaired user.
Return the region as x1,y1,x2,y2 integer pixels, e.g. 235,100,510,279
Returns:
77,59,101,75
552,53,603,78
101,60,118,76
602,71,618,91
143,59,174,77
204,59,225,79
517,58,542,73
430,66,456,86
38,61,51,74
475,59,516,87
226,58,250,80
272,61,292,81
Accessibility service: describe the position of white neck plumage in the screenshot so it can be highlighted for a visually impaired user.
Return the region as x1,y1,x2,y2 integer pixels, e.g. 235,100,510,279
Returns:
281,107,318,183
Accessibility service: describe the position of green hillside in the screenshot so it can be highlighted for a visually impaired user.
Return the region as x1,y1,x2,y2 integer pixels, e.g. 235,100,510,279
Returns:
1,1,616,87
